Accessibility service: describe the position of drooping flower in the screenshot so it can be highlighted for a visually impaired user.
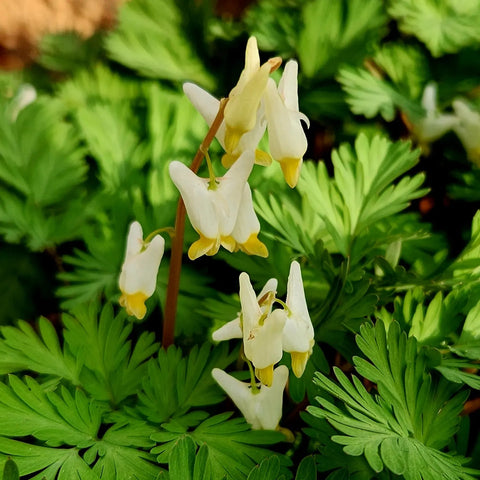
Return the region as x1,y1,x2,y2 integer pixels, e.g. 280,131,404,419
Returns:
212,278,278,342
411,83,459,146
169,150,258,260
224,36,281,154
282,261,314,378
212,365,288,430
230,183,268,257
118,221,165,320
264,60,309,188
240,272,286,387
183,82,271,168
452,99,480,166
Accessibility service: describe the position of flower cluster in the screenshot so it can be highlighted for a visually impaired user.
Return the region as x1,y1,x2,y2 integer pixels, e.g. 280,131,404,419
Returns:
183,37,309,184
212,260,314,432
172,36,309,260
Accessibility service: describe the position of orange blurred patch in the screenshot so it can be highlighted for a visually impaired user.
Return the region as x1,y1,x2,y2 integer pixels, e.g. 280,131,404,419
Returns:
0,0,125,69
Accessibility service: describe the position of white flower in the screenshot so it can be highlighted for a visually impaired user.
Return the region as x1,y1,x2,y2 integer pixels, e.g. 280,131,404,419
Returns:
282,261,314,378
264,60,309,188
212,365,288,430
169,150,255,260
224,36,281,153
170,150,267,259
240,272,286,386
119,221,165,320
10,84,37,121
212,278,278,341
230,183,268,257
452,99,480,166
183,82,270,168
412,83,459,145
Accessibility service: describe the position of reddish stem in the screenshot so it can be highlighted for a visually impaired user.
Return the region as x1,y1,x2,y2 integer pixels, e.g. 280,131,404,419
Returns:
162,98,228,348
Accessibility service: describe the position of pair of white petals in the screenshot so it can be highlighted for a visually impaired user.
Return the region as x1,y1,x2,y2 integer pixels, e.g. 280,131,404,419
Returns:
212,365,289,431
169,150,268,260
213,261,314,384
118,221,165,320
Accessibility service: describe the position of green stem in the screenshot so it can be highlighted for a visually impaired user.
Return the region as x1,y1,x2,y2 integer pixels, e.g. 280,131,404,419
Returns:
273,298,292,316
144,227,175,245
246,358,260,394
203,149,218,190
162,98,228,348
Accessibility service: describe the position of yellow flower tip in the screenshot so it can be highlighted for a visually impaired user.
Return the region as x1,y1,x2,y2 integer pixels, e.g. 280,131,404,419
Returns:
221,153,238,169
267,56,282,73
254,149,272,166
279,157,302,188
119,291,148,320
224,127,244,153
221,235,237,253
239,233,269,258
290,351,310,378
255,364,274,387
188,235,219,260
277,426,295,443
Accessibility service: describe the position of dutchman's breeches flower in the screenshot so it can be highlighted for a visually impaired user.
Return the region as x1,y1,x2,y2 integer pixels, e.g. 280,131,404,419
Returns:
452,99,480,165
240,272,286,387
264,60,309,188
212,278,278,341
282,260,314,378
212,365,289,430
118,221,165,320
224,36,281,154
183,82,270,168
170,150,266,260
410,83,459,147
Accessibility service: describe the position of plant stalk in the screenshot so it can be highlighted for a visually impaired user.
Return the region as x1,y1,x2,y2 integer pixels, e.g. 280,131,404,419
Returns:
162,98,228,348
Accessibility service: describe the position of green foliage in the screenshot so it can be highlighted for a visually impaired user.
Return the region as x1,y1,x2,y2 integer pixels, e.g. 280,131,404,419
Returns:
373,43,430,100
445,211,480,286
0,97,88,249
161,436,208,480
245,0,301,57
0,316,80,381
308,322,478,479
337,65,423,121
38,32,103,73
297,0,387,79
152,413,289,480
138,343,235,423
388,0,480,57
298,134,427,261
1,459,18,480
62,303,159,405
105,0,214,88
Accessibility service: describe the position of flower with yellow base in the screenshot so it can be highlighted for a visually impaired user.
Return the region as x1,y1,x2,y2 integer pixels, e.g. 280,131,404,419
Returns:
212,365,288,430
282,261,314,378
224,36,281,154
118,221,165,320
169,150,267,260
264,60,309,188
240,272,286,387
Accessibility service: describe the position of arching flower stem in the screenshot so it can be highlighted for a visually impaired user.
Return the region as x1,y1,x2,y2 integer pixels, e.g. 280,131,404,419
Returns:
162,98,228,348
